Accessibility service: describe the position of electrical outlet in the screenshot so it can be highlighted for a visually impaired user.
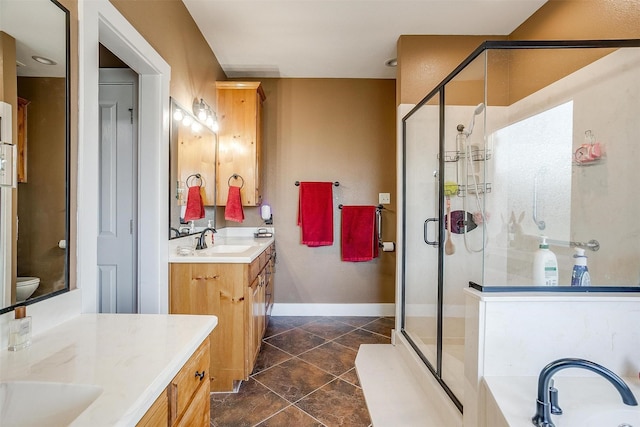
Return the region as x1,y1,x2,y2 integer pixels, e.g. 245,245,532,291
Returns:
379,193,391,205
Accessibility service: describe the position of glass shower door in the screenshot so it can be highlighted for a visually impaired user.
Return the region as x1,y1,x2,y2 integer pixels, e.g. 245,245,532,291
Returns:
401,95,442,381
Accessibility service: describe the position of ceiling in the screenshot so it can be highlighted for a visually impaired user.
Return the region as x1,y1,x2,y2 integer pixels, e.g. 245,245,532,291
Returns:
0,0,66,78
183,0,548,79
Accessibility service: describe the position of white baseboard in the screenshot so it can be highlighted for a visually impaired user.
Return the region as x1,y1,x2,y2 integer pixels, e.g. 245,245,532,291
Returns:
271,303,395,317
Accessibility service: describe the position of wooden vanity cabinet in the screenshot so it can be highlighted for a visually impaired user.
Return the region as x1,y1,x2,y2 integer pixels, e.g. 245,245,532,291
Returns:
169,243,275,392
215,81,265,206
137,392,168,427
137,337,210,427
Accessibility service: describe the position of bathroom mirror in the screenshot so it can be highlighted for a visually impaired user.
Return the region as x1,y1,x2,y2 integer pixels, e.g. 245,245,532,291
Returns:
0,0,70,314
169,98,217,239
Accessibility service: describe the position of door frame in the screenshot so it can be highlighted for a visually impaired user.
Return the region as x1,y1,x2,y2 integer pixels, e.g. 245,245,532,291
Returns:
79,0,170,313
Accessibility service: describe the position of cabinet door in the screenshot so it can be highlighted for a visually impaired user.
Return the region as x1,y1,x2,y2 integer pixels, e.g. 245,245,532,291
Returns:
169,263,245,392
247,277,262,373
216,82,265,206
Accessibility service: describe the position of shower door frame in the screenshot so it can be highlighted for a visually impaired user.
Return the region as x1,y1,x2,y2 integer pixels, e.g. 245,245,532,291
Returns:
401,87,463,411
399,38,640,414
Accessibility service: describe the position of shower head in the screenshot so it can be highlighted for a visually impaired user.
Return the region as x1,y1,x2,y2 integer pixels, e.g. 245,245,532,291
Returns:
465,103,486,136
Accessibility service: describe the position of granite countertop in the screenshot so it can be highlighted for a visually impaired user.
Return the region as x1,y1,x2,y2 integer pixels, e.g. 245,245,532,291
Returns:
0,313,217,426
168,227,275,263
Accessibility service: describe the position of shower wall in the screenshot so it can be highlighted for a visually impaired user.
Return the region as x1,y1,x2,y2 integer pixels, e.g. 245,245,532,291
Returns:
484,47,640,287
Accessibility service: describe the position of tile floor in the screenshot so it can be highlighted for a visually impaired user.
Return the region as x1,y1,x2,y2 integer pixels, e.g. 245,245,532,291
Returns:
210,316,394,427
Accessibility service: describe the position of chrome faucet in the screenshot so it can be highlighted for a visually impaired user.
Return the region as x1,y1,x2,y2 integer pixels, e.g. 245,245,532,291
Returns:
195,227,217,250
532,358,638,427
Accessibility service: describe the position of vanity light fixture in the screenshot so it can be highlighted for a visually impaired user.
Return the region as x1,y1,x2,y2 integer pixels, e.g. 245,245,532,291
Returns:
192,98,219,132
173,108,184,122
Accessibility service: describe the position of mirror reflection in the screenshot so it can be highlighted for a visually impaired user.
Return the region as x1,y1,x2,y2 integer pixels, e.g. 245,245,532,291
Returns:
0,0,69,313
169,98,217,239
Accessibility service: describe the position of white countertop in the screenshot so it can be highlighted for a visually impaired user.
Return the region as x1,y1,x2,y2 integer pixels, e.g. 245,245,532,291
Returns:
465,287,640,302
168,227,275,263
0,313,217,426
484,375,640,426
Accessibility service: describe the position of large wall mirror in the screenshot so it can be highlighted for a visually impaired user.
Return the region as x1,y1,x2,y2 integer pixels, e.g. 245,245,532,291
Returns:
169,98,217,239
0,0,70,314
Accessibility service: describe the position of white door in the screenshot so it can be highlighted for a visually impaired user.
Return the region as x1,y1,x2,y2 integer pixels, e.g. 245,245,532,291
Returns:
98,69,138,313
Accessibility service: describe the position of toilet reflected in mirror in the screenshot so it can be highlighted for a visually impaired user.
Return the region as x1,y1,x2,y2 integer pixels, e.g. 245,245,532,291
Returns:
16,277,40,303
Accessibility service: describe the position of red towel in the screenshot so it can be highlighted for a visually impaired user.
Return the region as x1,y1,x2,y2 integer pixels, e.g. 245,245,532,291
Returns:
297,182,334,247
341,206,378,261
184,185,204,221
224,185,244,223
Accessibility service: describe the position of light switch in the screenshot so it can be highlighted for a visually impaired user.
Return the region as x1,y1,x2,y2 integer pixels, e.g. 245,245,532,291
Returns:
379,193,391,205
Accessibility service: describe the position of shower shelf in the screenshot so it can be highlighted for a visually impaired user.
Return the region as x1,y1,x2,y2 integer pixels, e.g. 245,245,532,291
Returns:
440,149,492,162
458,182,492,196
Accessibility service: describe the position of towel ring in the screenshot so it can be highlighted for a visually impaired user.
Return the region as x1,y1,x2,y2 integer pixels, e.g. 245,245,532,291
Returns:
186,173,202,187
228,174,245,189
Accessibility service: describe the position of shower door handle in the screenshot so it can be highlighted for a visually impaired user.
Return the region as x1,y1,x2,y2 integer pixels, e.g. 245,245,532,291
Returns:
424,218,439,246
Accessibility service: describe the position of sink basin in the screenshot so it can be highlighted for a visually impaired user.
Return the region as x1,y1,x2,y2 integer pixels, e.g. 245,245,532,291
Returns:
0,381,103,426
583,408,640,426
202,244,252,254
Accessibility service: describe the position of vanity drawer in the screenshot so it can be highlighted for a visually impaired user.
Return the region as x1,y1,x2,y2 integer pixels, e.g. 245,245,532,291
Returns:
169,338,210,425
175,379,209,427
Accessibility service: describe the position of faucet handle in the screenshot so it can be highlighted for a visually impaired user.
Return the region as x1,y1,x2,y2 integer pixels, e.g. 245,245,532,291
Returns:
549,383,563,415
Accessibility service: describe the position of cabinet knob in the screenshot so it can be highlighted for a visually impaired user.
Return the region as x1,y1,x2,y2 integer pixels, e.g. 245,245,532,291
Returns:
195,370,206,381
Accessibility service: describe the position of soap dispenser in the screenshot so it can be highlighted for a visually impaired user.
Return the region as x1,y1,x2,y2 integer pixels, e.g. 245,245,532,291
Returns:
533,236,558,286
8,305,32,351
206,220,215,246
571,248,591,287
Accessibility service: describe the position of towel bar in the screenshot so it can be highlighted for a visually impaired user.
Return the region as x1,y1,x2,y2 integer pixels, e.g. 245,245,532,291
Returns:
295,181,339,187
338,204,383,211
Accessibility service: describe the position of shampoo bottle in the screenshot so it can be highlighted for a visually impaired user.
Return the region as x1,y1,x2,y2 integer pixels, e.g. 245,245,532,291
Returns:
571,248,591,287
533,236,558,286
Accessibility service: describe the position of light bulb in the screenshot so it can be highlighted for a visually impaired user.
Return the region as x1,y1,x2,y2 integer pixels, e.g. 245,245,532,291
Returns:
211,121,219,132
182,115,193,126
192,121,202,132
197,109,207,121
173,109,184,121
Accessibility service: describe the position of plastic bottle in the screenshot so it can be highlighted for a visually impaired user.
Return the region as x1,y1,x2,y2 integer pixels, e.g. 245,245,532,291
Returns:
533,236,558,286
206,220,215,246
571,248,591,287
8,306,32,351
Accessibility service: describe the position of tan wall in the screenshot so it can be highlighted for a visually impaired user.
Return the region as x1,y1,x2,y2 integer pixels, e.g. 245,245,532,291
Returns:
397,35,505,105
109,0,226,109
510,0,640,40
398,0,640,106
17,77,67,297
255,78,397,304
